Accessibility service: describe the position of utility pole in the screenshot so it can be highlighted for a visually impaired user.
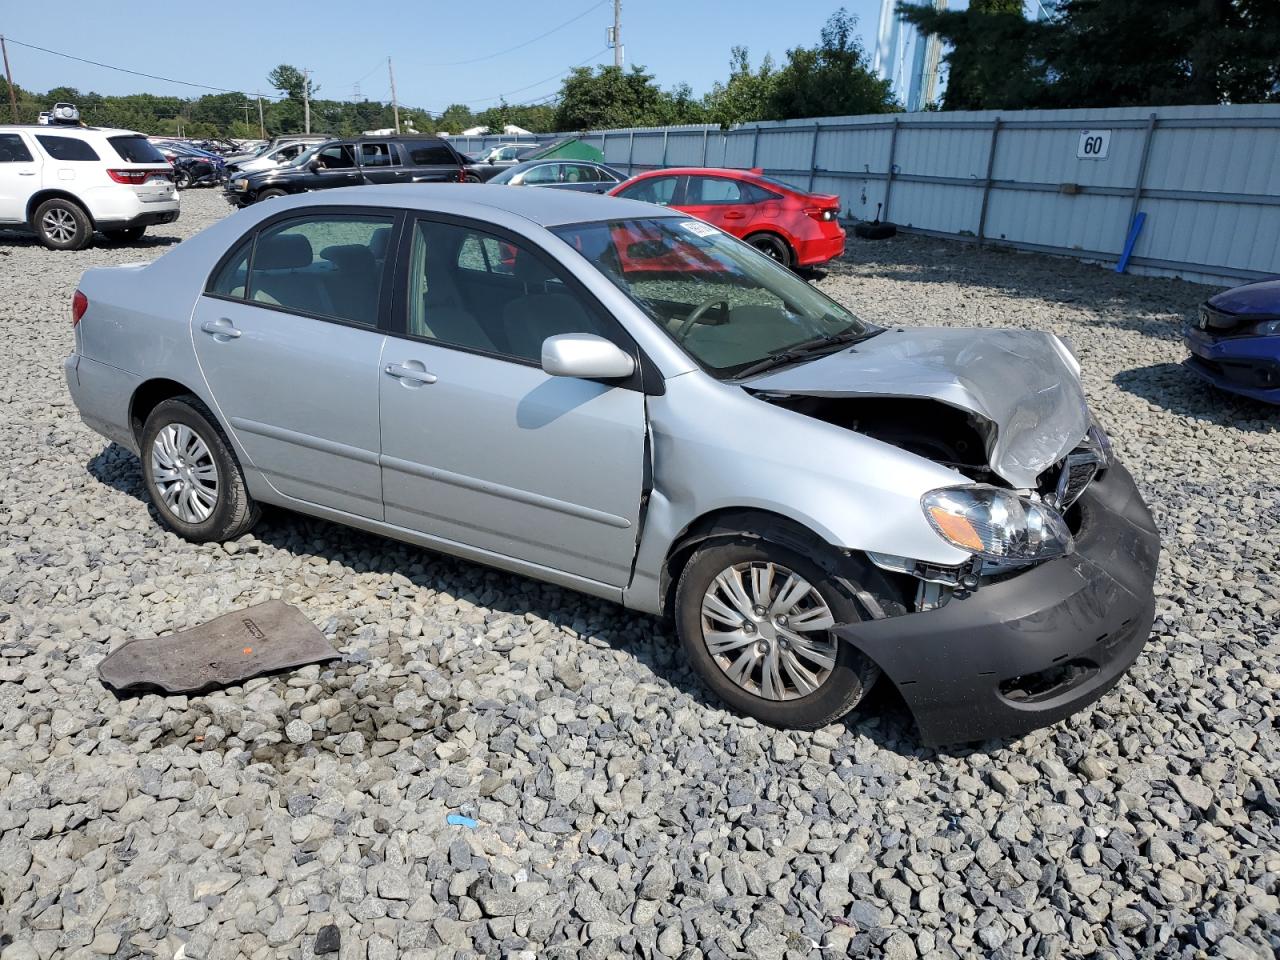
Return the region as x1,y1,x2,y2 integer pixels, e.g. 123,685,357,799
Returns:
610,0,623,68
303,68,311,134
256,91,265,138
388,57,400,134
1,35,19,123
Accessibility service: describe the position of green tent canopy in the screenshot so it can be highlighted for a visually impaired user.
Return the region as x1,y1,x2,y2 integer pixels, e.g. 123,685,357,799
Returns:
526,138,604,163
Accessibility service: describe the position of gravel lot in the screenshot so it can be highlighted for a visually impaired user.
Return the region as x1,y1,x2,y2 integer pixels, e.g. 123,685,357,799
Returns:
2,189,1278,960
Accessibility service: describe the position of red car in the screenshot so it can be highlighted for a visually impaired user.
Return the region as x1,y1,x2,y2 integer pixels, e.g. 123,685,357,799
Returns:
607,167,845,269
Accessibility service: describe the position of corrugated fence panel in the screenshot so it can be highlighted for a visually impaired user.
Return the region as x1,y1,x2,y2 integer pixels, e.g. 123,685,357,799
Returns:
490,103,1280,284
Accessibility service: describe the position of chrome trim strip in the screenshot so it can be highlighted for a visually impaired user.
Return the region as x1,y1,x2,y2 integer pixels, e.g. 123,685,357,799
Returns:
229,417,380,465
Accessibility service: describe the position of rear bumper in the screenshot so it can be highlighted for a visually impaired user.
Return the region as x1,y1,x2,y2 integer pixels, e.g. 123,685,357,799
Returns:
1182,326,1280,403
64,354,142,454
835,462,1160,746
97,209,180,230
795,227,846,266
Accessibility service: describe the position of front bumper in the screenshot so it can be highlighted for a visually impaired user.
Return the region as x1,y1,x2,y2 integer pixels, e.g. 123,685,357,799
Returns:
1182,325,1280,404
835,462,1160,746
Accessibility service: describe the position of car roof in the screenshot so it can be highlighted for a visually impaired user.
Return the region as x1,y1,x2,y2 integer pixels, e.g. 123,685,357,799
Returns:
503,158,617,173
290,183,674,227
0,125,142,137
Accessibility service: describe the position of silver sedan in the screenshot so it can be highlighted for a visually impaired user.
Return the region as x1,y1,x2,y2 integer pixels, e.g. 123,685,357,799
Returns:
65,185,1158,741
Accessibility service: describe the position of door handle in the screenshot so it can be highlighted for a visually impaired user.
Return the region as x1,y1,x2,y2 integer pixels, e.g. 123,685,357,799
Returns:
18,171,35,176
200,319,241,339
723,210,745,220
385,362,437,384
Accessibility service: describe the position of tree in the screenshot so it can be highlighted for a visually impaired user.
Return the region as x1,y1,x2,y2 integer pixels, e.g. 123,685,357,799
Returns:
1042,0,1280,107
554,64,704,131
437,103,477,134
267,65,317,102
898,0,1049,111
766,9,897,119
705,47,778,128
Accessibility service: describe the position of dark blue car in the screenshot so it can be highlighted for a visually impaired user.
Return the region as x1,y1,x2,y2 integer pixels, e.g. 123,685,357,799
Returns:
1183,278,1280,404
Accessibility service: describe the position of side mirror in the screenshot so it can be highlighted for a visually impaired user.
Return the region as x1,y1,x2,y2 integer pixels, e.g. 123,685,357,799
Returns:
541,333,635,380
488,157,496,164
308,159,322,172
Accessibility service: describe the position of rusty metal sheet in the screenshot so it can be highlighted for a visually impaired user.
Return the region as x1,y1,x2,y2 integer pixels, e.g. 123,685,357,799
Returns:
98,600,338,695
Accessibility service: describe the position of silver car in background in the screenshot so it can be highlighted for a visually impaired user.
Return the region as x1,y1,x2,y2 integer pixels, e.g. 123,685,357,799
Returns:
64,186,1159,743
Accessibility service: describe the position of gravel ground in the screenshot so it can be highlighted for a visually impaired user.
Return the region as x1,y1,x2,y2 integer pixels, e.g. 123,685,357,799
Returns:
2,190,1278,960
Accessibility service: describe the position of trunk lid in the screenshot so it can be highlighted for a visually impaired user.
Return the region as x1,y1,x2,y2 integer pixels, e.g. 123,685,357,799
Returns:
744,327,1090,489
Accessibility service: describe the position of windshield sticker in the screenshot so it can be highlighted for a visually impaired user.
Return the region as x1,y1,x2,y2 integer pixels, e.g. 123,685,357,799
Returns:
679,220,719,238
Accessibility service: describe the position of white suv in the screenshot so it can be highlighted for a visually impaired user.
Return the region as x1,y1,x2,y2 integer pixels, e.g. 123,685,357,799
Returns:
0,125,180,250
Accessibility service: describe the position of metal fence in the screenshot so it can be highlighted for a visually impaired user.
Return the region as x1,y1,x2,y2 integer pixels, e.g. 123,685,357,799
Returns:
448,104,1280,286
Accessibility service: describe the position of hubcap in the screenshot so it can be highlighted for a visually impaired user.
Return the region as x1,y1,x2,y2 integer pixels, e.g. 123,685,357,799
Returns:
150,423,219,524
42,208,77,244
700,561,838,701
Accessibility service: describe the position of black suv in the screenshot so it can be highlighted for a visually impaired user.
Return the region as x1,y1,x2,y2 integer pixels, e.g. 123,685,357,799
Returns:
224,135,467,206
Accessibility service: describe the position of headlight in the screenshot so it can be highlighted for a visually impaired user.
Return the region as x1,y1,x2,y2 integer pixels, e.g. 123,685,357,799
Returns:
922,486,1074,562
233,178,249,191
1254,319,1280,337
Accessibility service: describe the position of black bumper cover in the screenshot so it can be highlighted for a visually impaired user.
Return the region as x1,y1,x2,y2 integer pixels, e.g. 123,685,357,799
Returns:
836,463,1160,747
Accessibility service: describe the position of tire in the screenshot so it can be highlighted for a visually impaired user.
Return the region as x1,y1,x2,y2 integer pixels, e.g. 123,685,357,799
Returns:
103,226,146,244
256,188,286,202
747,232,793,269
674,536,888,729
140,396,259,543
32,198,92,251
465,174,481,183
174,170,192,190
853,220,897,240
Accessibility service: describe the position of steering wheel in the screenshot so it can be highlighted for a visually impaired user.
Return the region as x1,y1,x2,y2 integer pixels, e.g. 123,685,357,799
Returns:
674,298,729,342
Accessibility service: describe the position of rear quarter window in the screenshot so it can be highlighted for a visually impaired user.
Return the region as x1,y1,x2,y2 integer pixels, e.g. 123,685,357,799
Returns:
36,136,100,162
403,141,459,166
108,136,168,164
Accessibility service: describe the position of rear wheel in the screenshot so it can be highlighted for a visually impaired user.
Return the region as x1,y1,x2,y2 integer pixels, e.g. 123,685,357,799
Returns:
33,198,92,251
103,226,146,244
174,169,192,189
140,396,259,543
747,232,793,269
674,536,886,729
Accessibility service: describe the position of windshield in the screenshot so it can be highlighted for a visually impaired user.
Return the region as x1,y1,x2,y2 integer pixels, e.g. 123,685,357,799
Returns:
550,217,873,377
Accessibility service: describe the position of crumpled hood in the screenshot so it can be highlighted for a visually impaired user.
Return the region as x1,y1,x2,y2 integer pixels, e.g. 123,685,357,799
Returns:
746,327,1090,489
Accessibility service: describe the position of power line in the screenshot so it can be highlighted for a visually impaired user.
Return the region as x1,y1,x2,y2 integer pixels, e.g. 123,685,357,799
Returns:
453,47,609,108
2,35,288,100
416,0,609,66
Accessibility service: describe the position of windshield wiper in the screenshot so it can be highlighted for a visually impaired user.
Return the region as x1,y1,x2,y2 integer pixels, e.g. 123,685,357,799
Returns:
732,327,884,380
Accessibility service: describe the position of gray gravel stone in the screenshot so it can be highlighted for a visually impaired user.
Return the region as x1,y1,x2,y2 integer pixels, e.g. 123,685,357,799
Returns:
1,194,1277,960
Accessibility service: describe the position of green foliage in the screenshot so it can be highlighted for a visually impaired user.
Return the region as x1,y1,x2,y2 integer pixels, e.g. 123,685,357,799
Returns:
267,65,315,102
900,0,1280,111
767,9,898,118
705,47,778,129
554,65,706,131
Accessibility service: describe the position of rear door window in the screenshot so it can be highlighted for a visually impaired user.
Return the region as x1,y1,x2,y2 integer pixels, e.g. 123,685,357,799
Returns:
687,176,745,204
36,136,100,162
107,136,167,164
522,163,561,185
0,134,34,163
359,142,399,167
242,215,395,327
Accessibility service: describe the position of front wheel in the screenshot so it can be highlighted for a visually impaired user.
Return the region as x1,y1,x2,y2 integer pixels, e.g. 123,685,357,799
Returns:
140,396,259,542
256,188,286,202
674,537,886,729
174,170,192,189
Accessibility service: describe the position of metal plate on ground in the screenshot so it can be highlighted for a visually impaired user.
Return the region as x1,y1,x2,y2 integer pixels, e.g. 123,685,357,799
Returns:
98,600,338,695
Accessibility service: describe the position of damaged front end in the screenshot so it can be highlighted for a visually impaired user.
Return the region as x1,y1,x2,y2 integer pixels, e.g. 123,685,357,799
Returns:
745,327,1159,744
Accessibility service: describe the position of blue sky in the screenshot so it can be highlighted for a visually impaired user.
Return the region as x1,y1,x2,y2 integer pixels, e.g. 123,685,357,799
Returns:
2,1,885,114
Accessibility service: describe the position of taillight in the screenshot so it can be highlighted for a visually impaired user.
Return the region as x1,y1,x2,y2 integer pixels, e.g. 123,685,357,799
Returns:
72,290,88,327
108,169,172,184
457,167,467,183
804,206,839,222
